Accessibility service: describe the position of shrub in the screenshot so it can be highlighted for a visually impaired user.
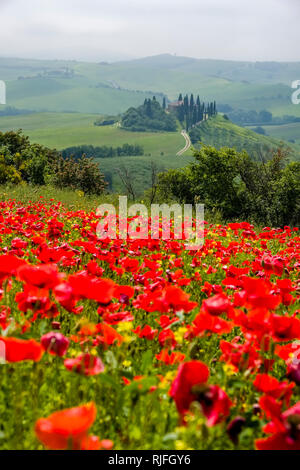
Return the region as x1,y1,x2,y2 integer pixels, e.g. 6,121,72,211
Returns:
49,154,107,195
157,145,300,226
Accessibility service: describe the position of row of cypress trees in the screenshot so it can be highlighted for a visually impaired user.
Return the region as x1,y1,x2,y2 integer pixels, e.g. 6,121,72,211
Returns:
163,94,217,130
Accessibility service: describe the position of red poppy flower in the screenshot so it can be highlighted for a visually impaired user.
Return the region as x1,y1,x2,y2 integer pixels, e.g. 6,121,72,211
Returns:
158,329,177,348
41,332,70,357
191,312,233,337
64,353,105,376
53,282,80,314
163,285,198,313
79,435,114,450
0,255,27,281
239,277,281,311
170,361,231,426
156,349,185,365
0,337,43,362
256,398,300,450
102,311,134,325
270,314,300,341
261,256,285,277
133,325,158,340
68,273,116,305
170,361,210,415
253,374,294,406
96,323,124,346
201,294,231,317
15,285,57,318
35,402,97,450
113,285,135,304
219,339,261,372
17,263,63,289
198,384,232,427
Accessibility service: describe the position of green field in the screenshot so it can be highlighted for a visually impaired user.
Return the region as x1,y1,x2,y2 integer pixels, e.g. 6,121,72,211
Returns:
0,112,184,150
1,111,298,195
1,55,300,116
0,112,192,195
247,122,300,147
0,110,298,196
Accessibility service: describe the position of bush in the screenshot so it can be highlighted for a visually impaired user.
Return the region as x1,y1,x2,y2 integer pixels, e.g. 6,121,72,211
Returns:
0,130,57,185
157,145,300,227
49,154,107,195
0,130,108,195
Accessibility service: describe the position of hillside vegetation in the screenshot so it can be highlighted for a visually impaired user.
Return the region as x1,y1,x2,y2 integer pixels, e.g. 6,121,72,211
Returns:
247,122,300,149
1,55,300,116
189,115,299,161
121,97,177,132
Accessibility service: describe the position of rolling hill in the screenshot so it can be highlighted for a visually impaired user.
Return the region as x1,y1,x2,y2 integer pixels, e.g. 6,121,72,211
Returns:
247,122,300,148
189,115,300,161
0,111,296,196
0,112,193,195
0,55,300,116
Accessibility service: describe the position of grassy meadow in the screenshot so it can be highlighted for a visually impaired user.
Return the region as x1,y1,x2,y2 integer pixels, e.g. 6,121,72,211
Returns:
248,122,300,148
0,112,193,195
1,55,300,116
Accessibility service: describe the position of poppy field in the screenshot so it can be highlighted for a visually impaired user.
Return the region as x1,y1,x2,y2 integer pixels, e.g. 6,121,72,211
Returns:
0,197,299,450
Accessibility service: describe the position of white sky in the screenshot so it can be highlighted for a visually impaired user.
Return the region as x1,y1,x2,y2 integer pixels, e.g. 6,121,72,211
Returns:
0,0,299,62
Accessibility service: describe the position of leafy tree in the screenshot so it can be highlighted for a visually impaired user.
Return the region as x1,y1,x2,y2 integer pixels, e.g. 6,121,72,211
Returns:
121,99,177,132
157,145,299,226
0,130,107,195
259,110,273,123
50,154,107,195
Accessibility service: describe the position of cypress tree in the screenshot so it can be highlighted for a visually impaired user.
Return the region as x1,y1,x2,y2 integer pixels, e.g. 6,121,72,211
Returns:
186,114,190,131
178,104,185,122
192,106,197,125
190,94,194,110
184,95,189,112
146,99,152,118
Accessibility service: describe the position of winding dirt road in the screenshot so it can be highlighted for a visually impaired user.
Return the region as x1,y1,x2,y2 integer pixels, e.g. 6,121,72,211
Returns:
177,130,191,156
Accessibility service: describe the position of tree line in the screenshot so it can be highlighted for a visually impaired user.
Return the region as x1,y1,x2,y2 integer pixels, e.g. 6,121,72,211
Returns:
61,144,144,159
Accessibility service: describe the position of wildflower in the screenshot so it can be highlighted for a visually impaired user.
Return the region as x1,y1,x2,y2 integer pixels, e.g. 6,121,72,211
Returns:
170,361,231,426
41,332,70,357
0,337,43,362
64,353,105,376
35,402,97,450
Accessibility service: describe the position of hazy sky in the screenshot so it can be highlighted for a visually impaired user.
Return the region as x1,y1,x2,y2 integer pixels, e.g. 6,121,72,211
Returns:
0,0,299,62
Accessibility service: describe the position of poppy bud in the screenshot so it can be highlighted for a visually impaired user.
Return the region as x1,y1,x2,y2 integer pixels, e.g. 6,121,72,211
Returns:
41,332,69,357
226,416,245,444
119,293,129,305
287,363,300,386
51,321,61,330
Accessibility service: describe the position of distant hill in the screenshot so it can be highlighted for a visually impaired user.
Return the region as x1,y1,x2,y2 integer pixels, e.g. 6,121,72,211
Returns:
189,115,300,161
0,55,299,116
